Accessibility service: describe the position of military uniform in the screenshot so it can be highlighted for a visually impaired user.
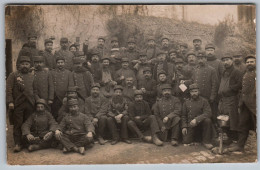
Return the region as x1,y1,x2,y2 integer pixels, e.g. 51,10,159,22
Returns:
21,99,58,149
107,85,130,141
145,36,160,61
49,58,74,119
182,88,212,144
85,86,109,139
237,55,256,149
6,56,35,146
127,90,160,139
33,56,54,102
123,86,135,104
153,85,182,142
124,38,140,67
43,39,56,70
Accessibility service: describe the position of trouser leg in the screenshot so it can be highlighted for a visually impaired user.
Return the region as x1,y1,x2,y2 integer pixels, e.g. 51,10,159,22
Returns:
121,115,129,139
60,133,76,150
144,115,160,136
107,117,119,140
127,120,143,138
201,118,212,144
171,122,180,140
98,116,107,137
71,134,90,147
51,97,62,120
182,127,195,144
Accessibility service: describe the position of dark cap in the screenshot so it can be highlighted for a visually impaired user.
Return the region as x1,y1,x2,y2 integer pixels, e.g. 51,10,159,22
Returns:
74,42,80,47
189,83,199,90
67,99,78,106
134,90,143,96
19,56,31,63
180,43,188,48
175,58,184,64
205,43,215,50
158,70,167,77
28,32,37,39
169,49,177,54
75,51,85,57
56,55,65,62
161,84,172,90
114,85,123,91
33,56,44,62
156,50,167,56
69,44,77,49
143,67,152,73
60,37,68,43
193,36,202,42
197,51,206,58
121,57,129,63
147,36,155,41
101,56,111,62
245,54,256,62
111,37,118,43
44,39,53,45
91,49,100,57
127,37,136,44
161,36,169,42
73,57,84,64
186,50,197,57
36,99,47,106
221,52,233,60
139,50,147,57
91,83,101,89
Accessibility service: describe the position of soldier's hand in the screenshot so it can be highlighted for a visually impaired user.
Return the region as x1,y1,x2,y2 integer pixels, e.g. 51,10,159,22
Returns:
182,128,188,135
48,100,53,105
141,88,146,93
120,76,125,80
163,117,169,123
133,86,136,90
8,103,14,110
190,119,197,127
27,134,35,142
161,126,166,132
86,132,93,139
93,118,98,123
135,116,141,120
43,131,53,141
55,130,62,140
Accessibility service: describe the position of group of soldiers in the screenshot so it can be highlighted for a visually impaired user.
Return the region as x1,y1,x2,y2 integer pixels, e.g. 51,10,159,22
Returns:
6,33,256,155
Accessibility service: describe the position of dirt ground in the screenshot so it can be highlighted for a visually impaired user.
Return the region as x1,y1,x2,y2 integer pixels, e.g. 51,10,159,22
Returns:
6,120,257,165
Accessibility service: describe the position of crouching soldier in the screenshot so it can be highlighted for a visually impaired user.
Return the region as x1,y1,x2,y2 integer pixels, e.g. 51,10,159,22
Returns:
127,90,163,146
153,84,181,146
107,85,131,145
21,99,59,152
181,84,213,149
55,99,95,155
85,83,109,145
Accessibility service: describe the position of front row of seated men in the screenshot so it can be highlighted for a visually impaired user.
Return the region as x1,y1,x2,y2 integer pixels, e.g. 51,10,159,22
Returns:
21,83,213,155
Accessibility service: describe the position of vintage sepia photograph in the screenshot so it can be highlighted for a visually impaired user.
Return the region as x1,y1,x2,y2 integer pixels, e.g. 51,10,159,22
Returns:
5,4,256,165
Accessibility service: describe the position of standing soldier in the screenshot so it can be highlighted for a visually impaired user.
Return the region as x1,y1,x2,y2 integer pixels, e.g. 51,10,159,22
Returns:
168,49,178,71
6,56,35,152
192,51,218,123
124,37,140,67
85,83,109,145
137,67,157,108
55,99,95,155
153,84,182,146
156,70,170,99
33,55,54,104
89,49,102,83
123,77,136,104
218,53,242,145
107,85,131,145
109,36,124,71
229,55,256,152
179,43,189,63
21,99,59,152
145,36,160,62
233,53,246,74
17,33,40,68
72,57,94,99
192,37,202,55
205,43,224,82
127,90,163,146
160,36,171,55
183,50,198,79
134,51,151,82
115,57,137,87
89,36,108,60
54,37,74,71
181,84,214,149
49,56,74,120
43,39,56,70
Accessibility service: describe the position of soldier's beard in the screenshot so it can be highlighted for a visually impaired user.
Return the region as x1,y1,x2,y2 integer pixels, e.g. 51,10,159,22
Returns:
164,93,171,98
20,67,29,73
234,59,241,64
191,94,199,99
113,96,123,104
247,65,256,71
35,65,42,71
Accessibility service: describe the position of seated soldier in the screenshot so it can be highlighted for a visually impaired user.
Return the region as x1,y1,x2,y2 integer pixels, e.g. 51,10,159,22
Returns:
57,86,85,123
127,90,163,146
123,77,136,104
55,99,95,155
153,84,182,146
85,83,109,145
107,85,131,145
181,84,214,149
21,99,59,152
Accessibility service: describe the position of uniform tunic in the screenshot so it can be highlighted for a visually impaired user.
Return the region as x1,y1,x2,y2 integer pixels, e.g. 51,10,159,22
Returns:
123,86,135,104
43,50,56,70
33,69,54,101
85,96,108,119
207,56,224,81
137,78,157,106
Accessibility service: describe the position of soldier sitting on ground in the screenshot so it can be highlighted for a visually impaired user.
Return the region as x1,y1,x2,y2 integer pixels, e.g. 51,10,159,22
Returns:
127,90,163,146
21,99,59,152
181,84,214,150
55,99,95,155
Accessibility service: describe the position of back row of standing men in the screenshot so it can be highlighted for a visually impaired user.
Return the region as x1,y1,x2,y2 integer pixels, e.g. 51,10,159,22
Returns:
6,33,256,155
